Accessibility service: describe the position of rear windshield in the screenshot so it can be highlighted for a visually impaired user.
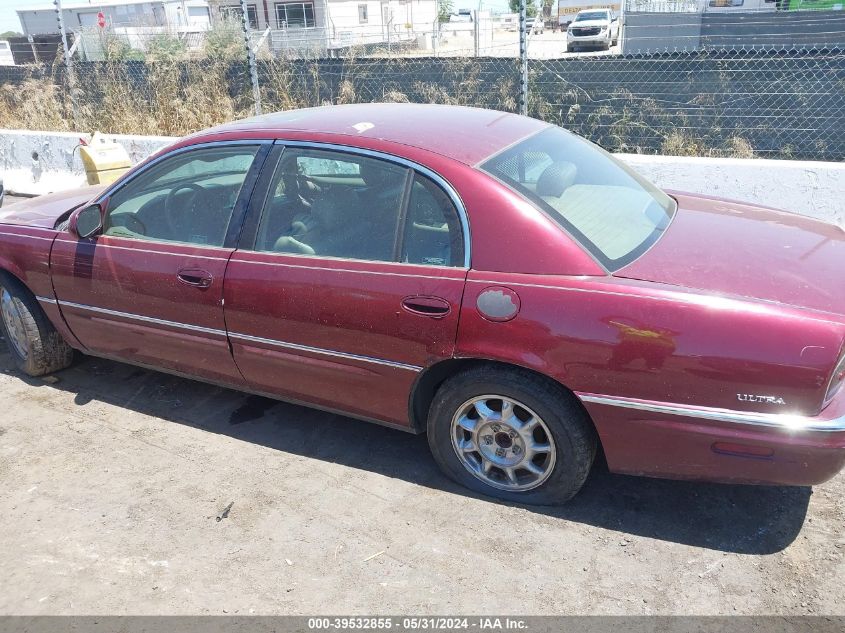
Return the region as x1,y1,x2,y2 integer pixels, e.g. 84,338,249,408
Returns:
479,126,676,271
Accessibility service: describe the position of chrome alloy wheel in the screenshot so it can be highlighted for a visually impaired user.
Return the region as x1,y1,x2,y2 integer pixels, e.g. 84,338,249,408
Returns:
0,288,28,360
450,395,557,492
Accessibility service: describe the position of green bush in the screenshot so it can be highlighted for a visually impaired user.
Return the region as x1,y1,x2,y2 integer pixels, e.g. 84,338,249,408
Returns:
145,33,187,62
204,20,244,61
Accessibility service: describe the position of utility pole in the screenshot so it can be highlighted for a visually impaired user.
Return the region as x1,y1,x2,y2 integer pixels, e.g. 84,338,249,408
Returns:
240,0,262,115
518,0,528,115
54,0,76,127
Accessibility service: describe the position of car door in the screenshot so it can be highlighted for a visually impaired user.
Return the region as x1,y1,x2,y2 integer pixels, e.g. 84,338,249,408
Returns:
223,144,470,427
50,141,270,386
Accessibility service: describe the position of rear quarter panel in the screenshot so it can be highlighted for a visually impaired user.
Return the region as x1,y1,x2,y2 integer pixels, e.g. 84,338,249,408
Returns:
457,272,845,417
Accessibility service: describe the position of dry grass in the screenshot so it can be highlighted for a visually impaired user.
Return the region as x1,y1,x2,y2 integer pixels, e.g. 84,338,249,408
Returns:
662,131,755,159
0,70,70,131
0,53,758,158
71,61,252,135
0,60,253,136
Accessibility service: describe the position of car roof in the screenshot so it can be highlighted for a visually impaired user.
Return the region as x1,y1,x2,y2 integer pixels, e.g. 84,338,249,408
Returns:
200,103,550,166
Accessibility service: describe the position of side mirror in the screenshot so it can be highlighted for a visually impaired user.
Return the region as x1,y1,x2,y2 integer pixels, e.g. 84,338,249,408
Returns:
70,203,104,239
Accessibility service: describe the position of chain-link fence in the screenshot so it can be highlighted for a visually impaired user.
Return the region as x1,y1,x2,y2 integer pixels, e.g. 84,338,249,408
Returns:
1,0,844,160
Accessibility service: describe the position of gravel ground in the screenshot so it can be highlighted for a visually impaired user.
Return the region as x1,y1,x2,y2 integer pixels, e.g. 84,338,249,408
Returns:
0,194,843,615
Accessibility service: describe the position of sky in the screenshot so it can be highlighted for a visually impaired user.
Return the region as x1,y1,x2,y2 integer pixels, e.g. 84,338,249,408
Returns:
0,0,44,34
0,0,512,35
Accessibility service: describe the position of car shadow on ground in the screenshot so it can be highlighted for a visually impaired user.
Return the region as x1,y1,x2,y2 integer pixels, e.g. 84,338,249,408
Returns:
0,345,811,555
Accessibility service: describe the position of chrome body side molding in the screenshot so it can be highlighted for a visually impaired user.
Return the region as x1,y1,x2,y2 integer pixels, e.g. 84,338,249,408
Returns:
578,392,845,433
42,298,421,373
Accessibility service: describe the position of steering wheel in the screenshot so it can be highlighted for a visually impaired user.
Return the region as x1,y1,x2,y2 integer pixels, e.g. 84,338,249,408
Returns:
121,213,147,235
164,183,204,238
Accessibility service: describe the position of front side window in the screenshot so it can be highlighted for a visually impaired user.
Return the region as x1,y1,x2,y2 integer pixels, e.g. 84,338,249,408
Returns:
480,127,675,270
104,145,260,248
358,3,368,23
275,2,315,28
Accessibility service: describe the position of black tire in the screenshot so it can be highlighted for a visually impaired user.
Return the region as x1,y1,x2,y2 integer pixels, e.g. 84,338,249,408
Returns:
0,274,74,377
427,366,597,505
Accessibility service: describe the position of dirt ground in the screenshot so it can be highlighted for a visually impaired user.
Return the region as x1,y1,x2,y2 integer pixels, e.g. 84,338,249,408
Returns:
0,198,843,616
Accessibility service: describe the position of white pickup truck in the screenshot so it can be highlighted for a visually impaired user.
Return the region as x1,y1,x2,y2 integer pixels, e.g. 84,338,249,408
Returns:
566,9,619,51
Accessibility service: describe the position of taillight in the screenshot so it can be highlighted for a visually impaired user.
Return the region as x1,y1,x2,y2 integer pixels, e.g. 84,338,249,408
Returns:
824,352,845,404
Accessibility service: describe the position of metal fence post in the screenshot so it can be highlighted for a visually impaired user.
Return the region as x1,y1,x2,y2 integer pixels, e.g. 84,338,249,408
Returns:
27,35,39,63
518,0,528,116
474,11,480,57
54,0,77,128
240,0,262,116
619,0,627,55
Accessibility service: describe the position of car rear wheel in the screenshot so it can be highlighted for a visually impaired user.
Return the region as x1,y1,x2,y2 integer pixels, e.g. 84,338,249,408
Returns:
427,366,597,505
0,276,74,377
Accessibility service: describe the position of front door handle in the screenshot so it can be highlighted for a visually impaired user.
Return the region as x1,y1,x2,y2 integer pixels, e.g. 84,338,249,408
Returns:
177,268,213,289
401,295,451,318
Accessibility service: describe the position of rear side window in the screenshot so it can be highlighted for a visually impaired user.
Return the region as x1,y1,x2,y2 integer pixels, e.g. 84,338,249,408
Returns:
401,174,465,267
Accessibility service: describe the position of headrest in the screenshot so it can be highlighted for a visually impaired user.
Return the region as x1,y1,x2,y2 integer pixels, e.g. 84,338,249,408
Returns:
359,161,391,187
536,161,578,198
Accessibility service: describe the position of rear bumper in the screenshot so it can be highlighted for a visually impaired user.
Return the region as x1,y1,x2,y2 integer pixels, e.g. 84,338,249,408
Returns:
579,392,845,486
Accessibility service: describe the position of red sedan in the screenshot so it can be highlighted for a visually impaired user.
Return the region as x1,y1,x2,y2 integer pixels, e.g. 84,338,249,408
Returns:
1,104,844,504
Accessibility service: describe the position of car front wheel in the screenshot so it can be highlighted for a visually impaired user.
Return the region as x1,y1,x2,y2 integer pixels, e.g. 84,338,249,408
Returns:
0,276,74,376
427,366,597,505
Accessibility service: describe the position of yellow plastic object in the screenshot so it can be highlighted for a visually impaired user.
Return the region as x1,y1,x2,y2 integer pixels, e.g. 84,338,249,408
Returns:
79,132,131,185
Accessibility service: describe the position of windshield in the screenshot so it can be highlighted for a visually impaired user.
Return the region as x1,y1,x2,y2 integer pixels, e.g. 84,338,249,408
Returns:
575,11,608,20
479,126,676,271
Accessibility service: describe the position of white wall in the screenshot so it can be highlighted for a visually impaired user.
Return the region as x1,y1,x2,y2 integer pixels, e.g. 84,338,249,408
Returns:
326,0,437,41
18,1,211,36
1,128,843,228
0,41,14,66
17,10,64,36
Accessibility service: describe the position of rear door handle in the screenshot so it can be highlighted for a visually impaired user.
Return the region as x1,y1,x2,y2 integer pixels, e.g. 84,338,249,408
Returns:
177,268,213,289
401,295,451,318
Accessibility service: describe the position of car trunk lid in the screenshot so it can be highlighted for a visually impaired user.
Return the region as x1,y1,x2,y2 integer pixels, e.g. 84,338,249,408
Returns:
616,191,845,317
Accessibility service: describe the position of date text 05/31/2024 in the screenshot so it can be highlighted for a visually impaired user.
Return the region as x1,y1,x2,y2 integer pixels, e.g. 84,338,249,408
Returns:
307,618,529,630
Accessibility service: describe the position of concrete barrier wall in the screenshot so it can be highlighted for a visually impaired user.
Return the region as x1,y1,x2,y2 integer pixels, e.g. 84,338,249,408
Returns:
619,153,845,227
2,128,843,227
0,129,175,198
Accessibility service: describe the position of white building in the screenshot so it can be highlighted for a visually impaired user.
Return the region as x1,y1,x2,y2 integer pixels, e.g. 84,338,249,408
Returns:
215,0,439,53
17,0,212,36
